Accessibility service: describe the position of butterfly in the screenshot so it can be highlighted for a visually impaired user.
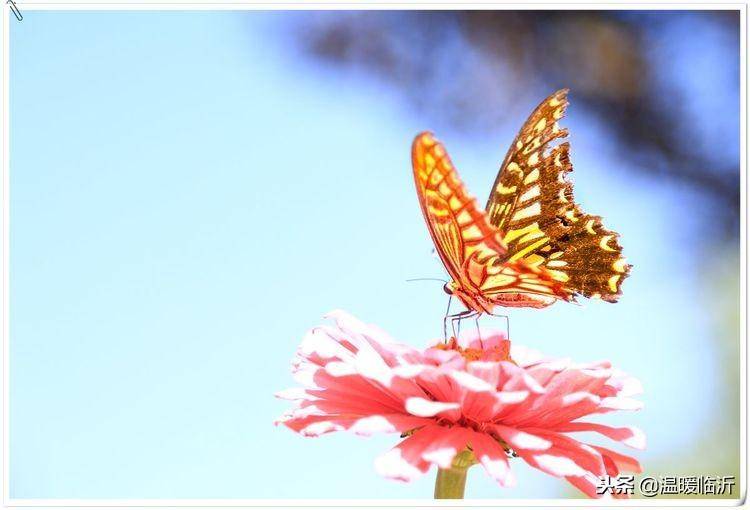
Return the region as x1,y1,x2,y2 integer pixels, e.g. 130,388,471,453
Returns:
412,89,630,329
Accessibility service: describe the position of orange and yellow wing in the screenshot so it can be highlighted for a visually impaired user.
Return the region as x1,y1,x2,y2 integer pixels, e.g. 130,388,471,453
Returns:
412,132,570,306
486,89,630,302
412,132,505,291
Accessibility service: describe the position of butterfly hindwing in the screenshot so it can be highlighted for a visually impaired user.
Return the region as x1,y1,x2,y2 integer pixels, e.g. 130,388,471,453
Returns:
486,89,630,302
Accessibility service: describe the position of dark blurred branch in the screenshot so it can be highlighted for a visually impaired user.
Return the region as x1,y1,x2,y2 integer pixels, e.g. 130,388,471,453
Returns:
291,10,740,237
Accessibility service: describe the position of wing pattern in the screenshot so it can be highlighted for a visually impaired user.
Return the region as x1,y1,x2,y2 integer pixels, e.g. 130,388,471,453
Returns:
412,132,505,290
486,89,631,302
412,132,570,310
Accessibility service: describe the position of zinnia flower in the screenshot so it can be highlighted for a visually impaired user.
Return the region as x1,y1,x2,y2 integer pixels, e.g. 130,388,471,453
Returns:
276,310,644,498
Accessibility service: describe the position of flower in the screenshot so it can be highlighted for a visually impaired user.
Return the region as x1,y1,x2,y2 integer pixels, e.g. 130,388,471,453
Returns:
276,310,644,498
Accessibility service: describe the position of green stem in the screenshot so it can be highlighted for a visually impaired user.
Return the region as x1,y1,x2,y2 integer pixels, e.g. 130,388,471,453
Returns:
433,450,476,499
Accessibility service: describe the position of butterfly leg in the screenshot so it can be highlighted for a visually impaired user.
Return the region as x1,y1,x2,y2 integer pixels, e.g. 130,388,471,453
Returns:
448,310,476,341
443,309,475,342
487,312,510,340
442,295,453,343
457,311,480,341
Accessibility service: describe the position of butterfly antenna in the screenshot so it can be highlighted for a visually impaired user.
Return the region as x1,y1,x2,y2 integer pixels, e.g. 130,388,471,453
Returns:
405,278,448,284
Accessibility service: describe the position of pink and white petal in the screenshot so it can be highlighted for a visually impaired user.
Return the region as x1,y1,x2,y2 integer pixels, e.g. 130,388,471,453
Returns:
324,311,398,386
309,372,406,412
468,430,516,487
462,390,509,423
374,427,435,482
284,410,428,438
392,363,429,379
423,347,465,369
527,356,574,375
310,399,399,418
492,425,552,451
292,365,322,388
597,396,644,413
605,369,643,397
414,369,465,409
508,344,546,367
558,422,646,450
352,347,395,387
325,309,391,344
306,385,398,414
287,402,327,419
299,326,354,361
280,412,347,436
526,453,588,477
480,390,533,423
420,425,472,468
374,448,428,482
512,432,605,481
523,364,565,388
274,387,312,401
525,432,606,476
405,397,460,417
301,420,346,436
539,369,611,402
496,390,530,404
349,414,431,436
324,360,358,377
500,391,601,427
467,361,501,388
498,362,546,394
450,370,496,393
590,445,643,474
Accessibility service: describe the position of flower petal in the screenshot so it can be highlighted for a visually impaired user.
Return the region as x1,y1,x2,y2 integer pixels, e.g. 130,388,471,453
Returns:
405,397,460,417
466,361,501,388
532,454,588,477
450,370,495,392
278,310,644,500
498,361,546,393
557,422,646,450
493,425,552,451
349,414,430,436
420,425,472,468
274,387,310,400
374,427,434,482
591,444,643,473
299,326,354,361
374,447,428,482
598,396,644,412
468,430,516,487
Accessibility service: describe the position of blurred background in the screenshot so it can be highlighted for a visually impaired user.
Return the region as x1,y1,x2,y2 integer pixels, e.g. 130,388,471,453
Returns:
9,10,740,500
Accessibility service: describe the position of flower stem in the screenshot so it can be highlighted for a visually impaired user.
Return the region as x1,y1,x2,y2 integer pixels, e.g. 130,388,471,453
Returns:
433,450,475,499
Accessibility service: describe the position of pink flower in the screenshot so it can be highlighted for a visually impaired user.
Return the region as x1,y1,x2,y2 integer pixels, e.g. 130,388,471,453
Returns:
276,310,644,498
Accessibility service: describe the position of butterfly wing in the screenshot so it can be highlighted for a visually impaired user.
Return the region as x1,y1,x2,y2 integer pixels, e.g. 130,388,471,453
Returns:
486,89,630,302
412,132,505,290
412,132,569,308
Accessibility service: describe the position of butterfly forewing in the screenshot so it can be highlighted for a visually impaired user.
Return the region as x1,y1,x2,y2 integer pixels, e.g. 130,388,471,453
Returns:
412,132,507,290
486,89,631,301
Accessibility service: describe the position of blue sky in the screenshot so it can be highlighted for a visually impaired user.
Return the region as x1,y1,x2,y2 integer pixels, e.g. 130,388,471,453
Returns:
8,11,739,499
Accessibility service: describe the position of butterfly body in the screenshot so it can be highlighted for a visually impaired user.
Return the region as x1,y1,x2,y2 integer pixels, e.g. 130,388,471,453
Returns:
412,89,630,317
442,258,567,314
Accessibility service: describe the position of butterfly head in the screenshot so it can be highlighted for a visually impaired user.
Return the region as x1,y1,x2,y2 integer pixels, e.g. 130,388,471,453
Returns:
444,280,498,315
443,281,457,296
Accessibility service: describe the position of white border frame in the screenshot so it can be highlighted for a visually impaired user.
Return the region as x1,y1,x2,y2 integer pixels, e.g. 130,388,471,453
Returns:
0,2,746,507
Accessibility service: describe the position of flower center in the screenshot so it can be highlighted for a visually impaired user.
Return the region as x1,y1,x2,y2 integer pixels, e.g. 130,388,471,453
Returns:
436,337,514,363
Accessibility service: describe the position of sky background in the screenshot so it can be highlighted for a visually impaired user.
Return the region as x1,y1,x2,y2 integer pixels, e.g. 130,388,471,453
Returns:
8,10,740,499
